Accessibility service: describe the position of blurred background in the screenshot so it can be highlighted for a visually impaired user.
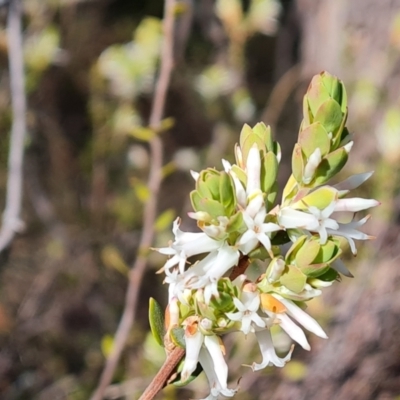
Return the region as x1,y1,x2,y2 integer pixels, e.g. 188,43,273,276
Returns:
0,0,399,399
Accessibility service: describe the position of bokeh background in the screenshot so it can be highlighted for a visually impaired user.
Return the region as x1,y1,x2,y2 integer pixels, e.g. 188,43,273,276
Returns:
0,0,399,399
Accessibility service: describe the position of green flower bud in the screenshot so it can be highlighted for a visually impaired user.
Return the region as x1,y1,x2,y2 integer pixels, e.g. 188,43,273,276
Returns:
190,169,237,220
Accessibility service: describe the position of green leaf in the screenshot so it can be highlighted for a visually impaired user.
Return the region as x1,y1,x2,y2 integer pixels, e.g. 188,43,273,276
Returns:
155,209,175,232
159,117,175,131
292,143,304,184
314,98,344,135
300,263,330,278
295,239,321,268
285,236,307,264
130,126,155,141
199,198,226,218
219,172,236,215
306,75,331,116
101,334,114,357
239,124,254,153
314,239,341,264
282,174,298,204
293,186,337,210
231,165,247,186
170,327,186,349
190,190,202,212
241,134,265,165
132,180,150,203
261,152,278,193
101,245,129,276
266,182,278,210
226,211,245,234
280,265,307,293
302,95,312,127
299,122,330,158
149,298,165,347
317,267,340,282
253,122,273,151
313,147,348,185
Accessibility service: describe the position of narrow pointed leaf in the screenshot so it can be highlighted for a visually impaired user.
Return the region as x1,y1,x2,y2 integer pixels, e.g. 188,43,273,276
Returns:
170,327,186,349
149,298,165,347
261,152,278,193
292,143,304,183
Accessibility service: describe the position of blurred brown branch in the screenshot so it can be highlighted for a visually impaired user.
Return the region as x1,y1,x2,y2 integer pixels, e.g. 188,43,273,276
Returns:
0,0,27,253
90,0,177,399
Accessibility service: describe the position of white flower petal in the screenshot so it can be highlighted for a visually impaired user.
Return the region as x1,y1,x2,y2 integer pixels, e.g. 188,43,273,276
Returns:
198,348,237,399
274,295,328,339
334,198,380,212
252,329,293,370
204,336,229,393
278,314,310,351
181,329,203,382
278,208,319,230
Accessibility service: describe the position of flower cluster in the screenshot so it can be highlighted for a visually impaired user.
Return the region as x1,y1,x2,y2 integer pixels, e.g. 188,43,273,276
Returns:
151,72,379,399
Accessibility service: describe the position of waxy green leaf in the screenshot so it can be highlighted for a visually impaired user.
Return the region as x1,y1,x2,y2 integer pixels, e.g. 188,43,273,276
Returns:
149,298,165,347
280,265,307,293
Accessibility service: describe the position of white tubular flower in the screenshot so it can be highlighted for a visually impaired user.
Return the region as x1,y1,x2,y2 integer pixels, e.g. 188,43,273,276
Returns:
303,148,321,184
326,215,374,255
273,294,328,339
155,218,222,273
198,336,237,399
237,207,281,255
181,321,204,382
333,198,380,213
182,318,236,399
277,313,311,350
278,203,339,245
189,244,240,303
246,144,261,196
226,291,265,335
278,207,320,231
252,329,293,370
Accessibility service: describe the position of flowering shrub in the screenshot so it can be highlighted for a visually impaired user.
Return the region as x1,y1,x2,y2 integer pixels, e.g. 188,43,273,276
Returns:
151,71,379,399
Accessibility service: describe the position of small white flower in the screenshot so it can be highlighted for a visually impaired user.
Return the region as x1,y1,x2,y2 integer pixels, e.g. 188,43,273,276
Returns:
188,244,240,303
238,207,281,255
226,291,265,335
252,328,293,370
326,215,374,255
155,218,222,273
181,318,236,399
